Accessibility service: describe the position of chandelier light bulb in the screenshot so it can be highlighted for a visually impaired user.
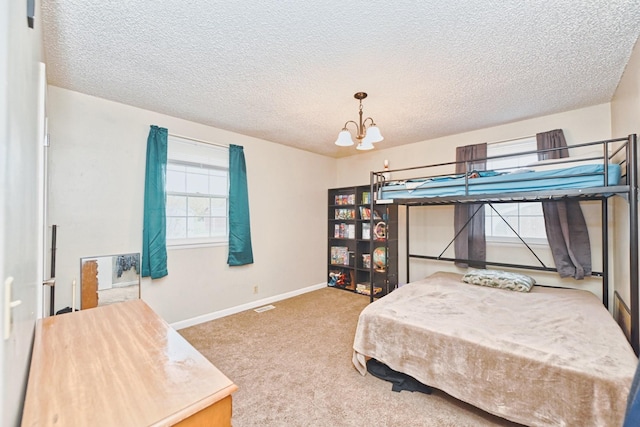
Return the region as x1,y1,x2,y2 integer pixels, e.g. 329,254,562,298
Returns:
357,139,374,150
335,129,355,147
365,125,383,144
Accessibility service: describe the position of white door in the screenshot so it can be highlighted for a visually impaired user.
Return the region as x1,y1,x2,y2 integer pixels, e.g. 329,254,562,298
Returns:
1,3,44,425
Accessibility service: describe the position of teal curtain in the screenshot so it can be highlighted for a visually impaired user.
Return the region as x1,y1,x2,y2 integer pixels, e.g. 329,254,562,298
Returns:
141,125,169,279
227,144,254,266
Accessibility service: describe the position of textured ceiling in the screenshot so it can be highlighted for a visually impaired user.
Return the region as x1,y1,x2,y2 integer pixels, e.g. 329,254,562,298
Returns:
41,1,640,158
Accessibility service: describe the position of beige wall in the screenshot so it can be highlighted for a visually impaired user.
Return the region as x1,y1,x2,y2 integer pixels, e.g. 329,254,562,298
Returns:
47,86,336,324
336,104,614,298
611,36,640,329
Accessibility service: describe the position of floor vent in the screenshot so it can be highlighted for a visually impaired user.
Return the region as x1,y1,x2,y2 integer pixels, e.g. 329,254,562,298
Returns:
254,305,276,313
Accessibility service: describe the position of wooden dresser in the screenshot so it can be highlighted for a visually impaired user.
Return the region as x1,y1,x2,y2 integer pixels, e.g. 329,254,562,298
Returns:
21,299,237,426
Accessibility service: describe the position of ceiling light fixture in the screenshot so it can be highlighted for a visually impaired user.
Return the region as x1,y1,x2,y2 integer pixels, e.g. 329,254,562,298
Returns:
334,92,384,151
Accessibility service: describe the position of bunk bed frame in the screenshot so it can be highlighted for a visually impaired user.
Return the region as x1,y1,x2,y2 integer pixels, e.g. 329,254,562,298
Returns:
368,134,639,354
356,135,638,425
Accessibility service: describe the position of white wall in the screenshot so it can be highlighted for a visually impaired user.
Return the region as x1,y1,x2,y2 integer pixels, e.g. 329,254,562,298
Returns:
611,35,640,332
336,104,613,298
1,0,44,425
47,86,336,324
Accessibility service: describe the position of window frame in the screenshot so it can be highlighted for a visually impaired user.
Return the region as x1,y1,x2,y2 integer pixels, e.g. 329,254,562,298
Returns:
165,136,229,248
484,137,548,245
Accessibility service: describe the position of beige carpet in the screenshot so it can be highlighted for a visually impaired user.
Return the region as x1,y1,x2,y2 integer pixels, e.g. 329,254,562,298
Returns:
179,287,522,427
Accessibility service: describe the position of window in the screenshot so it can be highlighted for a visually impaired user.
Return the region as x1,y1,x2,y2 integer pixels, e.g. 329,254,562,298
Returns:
484,137,547,243
165,136,229,246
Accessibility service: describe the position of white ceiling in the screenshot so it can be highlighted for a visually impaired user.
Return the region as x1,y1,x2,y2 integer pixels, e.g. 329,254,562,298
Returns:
41,1,640,158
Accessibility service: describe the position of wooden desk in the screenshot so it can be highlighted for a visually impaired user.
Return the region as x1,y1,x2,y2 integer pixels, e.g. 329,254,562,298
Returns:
22,300,237,426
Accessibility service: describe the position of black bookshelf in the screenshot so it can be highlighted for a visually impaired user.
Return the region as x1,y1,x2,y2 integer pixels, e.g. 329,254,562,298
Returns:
327,185,398,299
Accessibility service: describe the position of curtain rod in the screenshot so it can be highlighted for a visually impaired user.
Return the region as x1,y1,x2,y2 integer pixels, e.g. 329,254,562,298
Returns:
168,132,229,148
486,134,536,145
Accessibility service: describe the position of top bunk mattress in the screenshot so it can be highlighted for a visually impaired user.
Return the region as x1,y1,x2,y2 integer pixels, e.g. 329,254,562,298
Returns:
379,163,621,200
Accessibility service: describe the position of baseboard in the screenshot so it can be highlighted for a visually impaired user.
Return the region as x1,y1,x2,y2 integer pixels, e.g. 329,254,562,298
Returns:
171,282,327,330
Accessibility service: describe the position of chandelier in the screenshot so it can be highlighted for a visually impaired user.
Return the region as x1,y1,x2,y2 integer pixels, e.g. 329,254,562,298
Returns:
334,92,384,150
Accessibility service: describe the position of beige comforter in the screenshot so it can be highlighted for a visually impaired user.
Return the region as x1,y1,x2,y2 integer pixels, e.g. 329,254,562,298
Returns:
352,272,638,426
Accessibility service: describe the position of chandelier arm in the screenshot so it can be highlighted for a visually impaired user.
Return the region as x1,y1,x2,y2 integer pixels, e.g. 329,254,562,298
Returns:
342,120,360,132
362,117,376,128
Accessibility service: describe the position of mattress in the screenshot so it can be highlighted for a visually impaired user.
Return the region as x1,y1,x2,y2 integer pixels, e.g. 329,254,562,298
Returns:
379,163,621,199
352,271,637,426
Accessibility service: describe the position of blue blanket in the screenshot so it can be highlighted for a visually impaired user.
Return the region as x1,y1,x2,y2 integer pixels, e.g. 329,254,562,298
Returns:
381,164,621,199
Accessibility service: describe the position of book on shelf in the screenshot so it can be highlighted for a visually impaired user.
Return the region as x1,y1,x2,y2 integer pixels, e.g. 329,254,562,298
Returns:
348,224,355,239
335,208,355,220
361,253,371,269
334,223,356,239
330,246,350,266
359,206,382,221
355,282,369,292
361,192,370,204
362,223,371,240
359,206,371,220
334,194,356,206
356,283,382,295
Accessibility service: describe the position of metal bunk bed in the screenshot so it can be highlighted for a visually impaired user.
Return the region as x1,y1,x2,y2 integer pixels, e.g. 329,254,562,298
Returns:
368,134,639,355
355,135,638,425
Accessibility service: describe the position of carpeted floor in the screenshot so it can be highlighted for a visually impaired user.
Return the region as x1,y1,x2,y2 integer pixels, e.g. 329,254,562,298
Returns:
179,287,522,427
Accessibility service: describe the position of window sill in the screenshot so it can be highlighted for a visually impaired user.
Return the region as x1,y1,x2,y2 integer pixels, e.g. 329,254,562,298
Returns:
486,238,548,247
167,241,228,250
